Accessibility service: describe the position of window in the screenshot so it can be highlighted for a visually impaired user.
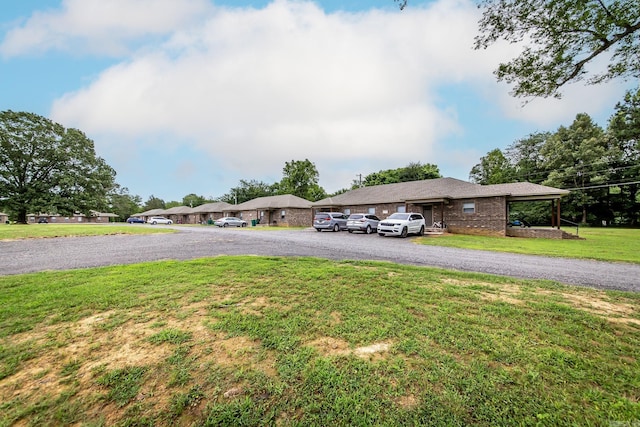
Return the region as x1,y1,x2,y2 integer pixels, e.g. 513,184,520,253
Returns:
397,205,406,213
344,208,351,215
368,207,376,214
281,210,286,219
463,202,475,214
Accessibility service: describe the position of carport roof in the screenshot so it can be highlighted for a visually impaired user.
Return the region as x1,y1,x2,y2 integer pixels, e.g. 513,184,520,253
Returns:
313,177,569,207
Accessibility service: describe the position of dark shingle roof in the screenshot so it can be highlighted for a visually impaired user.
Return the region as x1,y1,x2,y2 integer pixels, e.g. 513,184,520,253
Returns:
236,194,313,210
313,177,568,207
192,202,234,213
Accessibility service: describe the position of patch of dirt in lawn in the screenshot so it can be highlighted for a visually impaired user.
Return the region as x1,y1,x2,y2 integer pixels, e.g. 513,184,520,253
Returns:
557,292,640,326
0,303,279,426
308,337,393,361
443,278,525,305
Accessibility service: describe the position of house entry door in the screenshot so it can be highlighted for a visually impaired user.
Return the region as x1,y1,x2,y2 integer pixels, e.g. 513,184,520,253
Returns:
422,206,433,226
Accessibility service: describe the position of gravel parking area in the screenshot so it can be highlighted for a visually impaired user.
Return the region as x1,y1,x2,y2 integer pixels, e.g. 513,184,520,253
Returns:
1,226,639,292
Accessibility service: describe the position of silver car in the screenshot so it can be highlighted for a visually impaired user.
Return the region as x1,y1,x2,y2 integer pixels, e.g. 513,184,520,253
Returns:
346,213,380,234
147,216,173,225
377,212,425,237
313,212,348,232
214,217,248,227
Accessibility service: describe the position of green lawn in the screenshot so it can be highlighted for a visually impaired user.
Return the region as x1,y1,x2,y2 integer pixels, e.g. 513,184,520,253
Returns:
417,227,640,264
1,257,639,426
0,223,174,240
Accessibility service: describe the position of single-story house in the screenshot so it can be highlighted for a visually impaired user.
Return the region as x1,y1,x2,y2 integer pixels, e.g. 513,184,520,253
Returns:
28,211,119,223
312,177,572,238
162,205,195,224
0,212,8,223
232,194,313,227
192,202,234,224
138,202,235,224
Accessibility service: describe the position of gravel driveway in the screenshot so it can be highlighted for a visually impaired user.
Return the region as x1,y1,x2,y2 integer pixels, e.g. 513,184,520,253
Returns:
1,226,639,292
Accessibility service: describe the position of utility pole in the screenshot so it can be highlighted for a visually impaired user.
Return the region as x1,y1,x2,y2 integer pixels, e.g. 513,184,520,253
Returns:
356,174,362,187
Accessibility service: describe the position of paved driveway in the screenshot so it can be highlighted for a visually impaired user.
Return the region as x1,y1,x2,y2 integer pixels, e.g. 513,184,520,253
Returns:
1,226,639,292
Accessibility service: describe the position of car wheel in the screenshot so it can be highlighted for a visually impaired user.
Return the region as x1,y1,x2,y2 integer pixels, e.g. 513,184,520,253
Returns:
400,227,408,238
348,229,353,233
418,225,425,236
333,224,339,232
152,221,157,225
242,223,247,227
378,233,385,237
223,223,228,227
316,228,321,232
365,225,372,234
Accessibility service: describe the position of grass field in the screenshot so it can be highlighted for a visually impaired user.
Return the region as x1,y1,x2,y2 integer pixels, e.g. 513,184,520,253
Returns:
1,224,639,425
1,256,639,426
0,223,174,240
417,227,640,264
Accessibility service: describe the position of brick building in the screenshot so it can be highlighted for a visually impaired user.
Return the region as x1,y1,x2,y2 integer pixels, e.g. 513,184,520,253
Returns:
313,178,571,237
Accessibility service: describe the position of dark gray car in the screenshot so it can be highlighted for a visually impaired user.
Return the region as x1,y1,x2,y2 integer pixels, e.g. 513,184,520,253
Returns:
313,212,348,232
346,213,380,234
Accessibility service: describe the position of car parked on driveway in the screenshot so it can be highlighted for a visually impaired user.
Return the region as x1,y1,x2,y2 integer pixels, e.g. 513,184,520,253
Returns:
147,216,173,225
313,212,348,232
126,217,145,224
377,212,425,237
346,213,380,234
214,217,247,227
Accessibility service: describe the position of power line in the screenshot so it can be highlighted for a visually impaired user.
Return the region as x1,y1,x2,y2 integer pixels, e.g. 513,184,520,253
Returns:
563,180,640,191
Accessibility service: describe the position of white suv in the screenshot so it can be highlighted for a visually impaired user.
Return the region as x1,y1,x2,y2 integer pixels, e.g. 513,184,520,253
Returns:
377,212,425,238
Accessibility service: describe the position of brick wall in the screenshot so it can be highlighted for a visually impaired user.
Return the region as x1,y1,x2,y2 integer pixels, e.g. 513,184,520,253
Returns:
239,208,312,227
442,197,507,236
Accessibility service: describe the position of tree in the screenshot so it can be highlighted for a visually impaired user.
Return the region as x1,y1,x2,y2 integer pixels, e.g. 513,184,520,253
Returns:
542,113,609,223
277,159,326,201
218,179,276,204
108,185,142,222
505,132,551,184
361,162,441,187
607,87,640,224
143,195,165,211
182,193,208,208
469,148,515,184
474,0,640,98
0,111,116,223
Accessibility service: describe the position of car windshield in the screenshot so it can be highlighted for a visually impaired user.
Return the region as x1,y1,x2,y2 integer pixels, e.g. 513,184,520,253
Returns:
315,214,331,219
348,214,363,219
388,213,410,220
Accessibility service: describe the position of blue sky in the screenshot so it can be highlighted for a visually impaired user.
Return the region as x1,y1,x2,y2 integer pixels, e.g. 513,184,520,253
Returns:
1,0,631,203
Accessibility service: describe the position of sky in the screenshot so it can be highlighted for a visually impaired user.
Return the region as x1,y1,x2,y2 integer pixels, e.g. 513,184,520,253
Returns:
0,0,632,203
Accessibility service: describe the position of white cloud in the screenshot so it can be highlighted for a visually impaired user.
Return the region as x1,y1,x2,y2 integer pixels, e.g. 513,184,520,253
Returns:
50,0,490,192
0,0,212,57
34,0,627,195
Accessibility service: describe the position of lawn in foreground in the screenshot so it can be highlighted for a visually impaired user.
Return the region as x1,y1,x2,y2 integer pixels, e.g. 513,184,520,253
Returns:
0,223,174,240
417,227,640,264
0,256,638,426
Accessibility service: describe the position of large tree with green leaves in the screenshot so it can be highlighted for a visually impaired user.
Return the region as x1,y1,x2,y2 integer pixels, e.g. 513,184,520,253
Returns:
542,113,610,223
218,179,276,204
277,159,326,201
360,162,441,187
469,148,515,184
0,111,116,223
607,87,640,224
473,0,640,98
108,185,142,221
